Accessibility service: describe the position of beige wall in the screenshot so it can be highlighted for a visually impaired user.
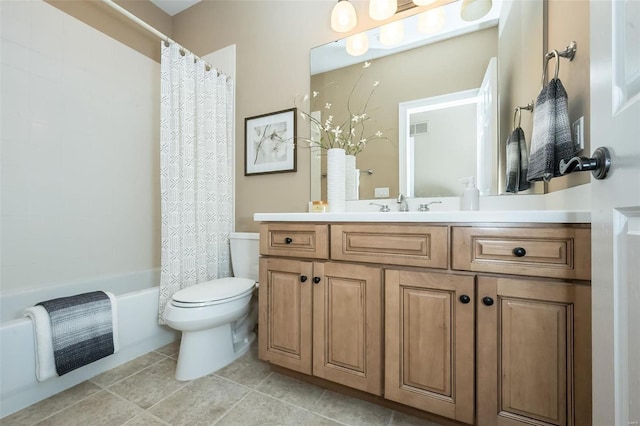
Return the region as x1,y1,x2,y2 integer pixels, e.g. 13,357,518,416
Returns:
43,0,591,232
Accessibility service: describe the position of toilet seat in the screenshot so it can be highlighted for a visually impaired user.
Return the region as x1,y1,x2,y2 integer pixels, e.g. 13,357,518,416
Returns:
170,277,256,308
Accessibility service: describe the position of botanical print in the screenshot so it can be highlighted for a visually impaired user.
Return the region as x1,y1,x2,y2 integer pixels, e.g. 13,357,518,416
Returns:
245,108,296,175
251,120,288,165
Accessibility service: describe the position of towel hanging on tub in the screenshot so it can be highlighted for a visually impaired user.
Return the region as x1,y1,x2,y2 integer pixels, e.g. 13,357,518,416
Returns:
505,126,531,193
527,78,574,182
24,291,119,381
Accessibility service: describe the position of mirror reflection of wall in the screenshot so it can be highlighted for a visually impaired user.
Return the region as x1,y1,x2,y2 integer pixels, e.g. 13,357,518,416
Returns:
311,26,498,200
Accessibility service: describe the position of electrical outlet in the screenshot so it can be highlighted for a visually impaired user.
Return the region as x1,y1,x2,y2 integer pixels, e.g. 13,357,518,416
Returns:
374,187,389,198
572,116,584,153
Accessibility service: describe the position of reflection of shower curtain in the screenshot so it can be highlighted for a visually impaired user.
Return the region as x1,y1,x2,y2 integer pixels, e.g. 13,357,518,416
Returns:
158,42,233,323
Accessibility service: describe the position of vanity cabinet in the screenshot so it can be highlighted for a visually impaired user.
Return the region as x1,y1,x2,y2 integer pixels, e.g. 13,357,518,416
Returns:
475,276,591,426
258,221,591,426
385,269,475,424
258,224,383,395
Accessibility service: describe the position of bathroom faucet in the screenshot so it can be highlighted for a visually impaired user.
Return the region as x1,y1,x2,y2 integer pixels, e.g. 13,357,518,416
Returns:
369,202,390,212
397,194,409,212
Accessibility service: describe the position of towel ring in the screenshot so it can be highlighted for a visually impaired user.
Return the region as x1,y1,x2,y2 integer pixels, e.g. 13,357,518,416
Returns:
541,50,560,88
513,101,534,129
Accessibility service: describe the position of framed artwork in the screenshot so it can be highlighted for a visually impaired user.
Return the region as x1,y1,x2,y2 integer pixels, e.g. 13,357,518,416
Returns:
245,108,297,175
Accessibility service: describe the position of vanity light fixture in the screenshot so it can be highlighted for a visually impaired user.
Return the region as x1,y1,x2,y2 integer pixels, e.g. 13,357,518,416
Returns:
346,32,369,56
369,0,397,21
412,0,439,6
379,20,404,46
417,8,445,34
331,0,358,33
460,0,492,21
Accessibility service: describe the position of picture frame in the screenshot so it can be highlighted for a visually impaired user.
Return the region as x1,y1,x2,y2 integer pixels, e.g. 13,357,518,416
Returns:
245,108,297,175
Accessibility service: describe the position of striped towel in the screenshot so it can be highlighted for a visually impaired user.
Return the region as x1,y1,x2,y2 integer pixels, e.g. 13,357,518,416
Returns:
505,127,531,193
25,291,118,380
527,78,574,182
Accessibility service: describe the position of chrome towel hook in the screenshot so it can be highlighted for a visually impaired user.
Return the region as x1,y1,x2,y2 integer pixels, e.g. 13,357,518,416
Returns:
513,101,534,129
559,146,611,180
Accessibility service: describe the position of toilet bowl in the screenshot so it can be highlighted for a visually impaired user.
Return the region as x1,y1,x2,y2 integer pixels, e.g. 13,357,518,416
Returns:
162,232,259,381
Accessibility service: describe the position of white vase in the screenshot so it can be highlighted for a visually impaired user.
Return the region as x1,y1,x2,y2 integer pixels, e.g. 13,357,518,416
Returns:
345,155,357,201
326,148,346,212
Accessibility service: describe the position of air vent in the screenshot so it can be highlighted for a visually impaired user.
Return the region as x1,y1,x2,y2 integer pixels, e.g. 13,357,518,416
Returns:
410,121,429,136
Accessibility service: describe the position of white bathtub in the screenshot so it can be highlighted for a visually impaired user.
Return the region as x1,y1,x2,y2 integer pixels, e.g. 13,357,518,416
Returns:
0,269,180,418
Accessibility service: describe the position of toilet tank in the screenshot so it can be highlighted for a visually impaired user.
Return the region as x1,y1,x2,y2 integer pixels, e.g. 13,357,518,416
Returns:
230,232,259,282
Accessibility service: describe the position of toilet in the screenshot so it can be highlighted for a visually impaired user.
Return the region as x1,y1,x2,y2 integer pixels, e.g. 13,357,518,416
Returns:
162,232,259,381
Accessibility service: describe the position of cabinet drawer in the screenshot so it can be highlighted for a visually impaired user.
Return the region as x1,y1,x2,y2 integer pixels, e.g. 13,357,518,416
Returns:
260,223,329,259
331,224,448,268
452,226,591,280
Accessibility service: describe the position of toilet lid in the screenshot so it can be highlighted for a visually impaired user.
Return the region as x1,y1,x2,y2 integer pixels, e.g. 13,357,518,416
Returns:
171,278,255,304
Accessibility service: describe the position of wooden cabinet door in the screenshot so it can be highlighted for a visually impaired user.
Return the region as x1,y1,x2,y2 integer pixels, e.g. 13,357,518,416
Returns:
385,269,475,424
313,262,383,395
258,257,313,374
476,277,591,426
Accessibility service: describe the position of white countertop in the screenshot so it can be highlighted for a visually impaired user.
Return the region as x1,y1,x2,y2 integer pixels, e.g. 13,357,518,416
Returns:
253,210,591,224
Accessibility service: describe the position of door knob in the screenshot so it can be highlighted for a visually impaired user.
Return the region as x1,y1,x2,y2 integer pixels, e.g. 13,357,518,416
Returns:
300,275,308,283
284,237,293,244
513,247,526,257
459,294,471,304
482,296,494,306
312,276,321,284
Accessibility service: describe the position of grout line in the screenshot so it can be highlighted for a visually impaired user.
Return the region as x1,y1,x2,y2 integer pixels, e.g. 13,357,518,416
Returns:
91,354,171,389
28,388,106,426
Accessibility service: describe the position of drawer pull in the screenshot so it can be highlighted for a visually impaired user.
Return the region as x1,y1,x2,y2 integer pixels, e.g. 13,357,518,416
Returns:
285,237,293,244
482,296,495,306
300,275,308,283
313,276,321,284
459,294,471,304
513,247,527,257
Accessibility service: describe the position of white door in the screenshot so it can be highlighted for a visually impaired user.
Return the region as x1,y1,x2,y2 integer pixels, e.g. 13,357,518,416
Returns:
590,1,640,425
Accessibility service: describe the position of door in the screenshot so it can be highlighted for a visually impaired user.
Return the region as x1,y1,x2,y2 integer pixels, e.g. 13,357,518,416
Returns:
385,269,475,424
590,1,640,425
476,277,591,426
258,257,313,374
312,262,383,395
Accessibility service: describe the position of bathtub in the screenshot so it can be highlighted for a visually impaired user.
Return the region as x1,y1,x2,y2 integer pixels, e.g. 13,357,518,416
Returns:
0,269,180,418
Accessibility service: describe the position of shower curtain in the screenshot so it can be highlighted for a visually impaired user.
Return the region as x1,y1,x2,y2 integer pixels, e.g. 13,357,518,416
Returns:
158,42,234,322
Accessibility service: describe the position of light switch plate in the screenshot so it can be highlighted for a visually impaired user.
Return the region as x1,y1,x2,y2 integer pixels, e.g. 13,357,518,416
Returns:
374,187,389,198
572,116,584,153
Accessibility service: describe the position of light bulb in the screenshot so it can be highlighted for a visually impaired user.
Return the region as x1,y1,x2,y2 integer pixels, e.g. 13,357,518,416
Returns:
346,32,369,56
460,0,492,21
379,20,404,46
331,0,357,33
369,0,397,21
417,8,445,34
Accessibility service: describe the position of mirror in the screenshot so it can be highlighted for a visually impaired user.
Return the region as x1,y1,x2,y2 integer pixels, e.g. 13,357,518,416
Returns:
309,0,544,200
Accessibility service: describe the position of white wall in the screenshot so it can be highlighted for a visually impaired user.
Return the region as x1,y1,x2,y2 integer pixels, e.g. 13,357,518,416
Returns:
1,0,160,294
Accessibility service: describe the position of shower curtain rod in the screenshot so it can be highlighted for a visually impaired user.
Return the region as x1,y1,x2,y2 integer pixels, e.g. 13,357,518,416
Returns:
99,0,217,73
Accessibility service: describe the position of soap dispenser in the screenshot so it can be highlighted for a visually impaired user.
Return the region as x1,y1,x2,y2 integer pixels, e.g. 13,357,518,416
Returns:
459,176,479,211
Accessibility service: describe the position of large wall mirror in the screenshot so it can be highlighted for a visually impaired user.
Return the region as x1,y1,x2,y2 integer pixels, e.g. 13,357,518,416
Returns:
309,0,544,201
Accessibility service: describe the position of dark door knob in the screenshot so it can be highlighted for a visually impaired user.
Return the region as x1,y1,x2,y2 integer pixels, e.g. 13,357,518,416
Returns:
300,275,308,283
312,276,321,284
459,295,471,304
513,247,526,257
284,237,293,244
482,296,494,306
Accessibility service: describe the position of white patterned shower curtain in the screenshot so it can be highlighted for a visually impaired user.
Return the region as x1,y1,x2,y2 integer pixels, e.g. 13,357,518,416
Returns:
158,42,234,322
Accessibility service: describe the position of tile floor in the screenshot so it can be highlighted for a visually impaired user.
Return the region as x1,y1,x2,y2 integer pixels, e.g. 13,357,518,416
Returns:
3,341,443,426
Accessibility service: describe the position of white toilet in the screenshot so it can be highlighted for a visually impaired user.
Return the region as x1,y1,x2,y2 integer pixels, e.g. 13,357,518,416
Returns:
162,232,259,381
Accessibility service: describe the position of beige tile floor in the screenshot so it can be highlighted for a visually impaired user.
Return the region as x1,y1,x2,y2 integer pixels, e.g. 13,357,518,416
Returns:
3,341,443,426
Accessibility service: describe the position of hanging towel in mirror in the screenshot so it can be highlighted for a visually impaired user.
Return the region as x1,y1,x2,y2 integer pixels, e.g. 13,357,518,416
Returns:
527,78,573,181
505,127,531,193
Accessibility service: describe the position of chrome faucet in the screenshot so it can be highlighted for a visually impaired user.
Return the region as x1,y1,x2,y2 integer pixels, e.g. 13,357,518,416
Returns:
397,194,409,212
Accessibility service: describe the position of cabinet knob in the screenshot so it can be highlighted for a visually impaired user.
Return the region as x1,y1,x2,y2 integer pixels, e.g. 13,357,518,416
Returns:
312,276,321,284
284,237,293,244
482,296,495,306
459,295,471,304
513,247,526,257
300,275,308,283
